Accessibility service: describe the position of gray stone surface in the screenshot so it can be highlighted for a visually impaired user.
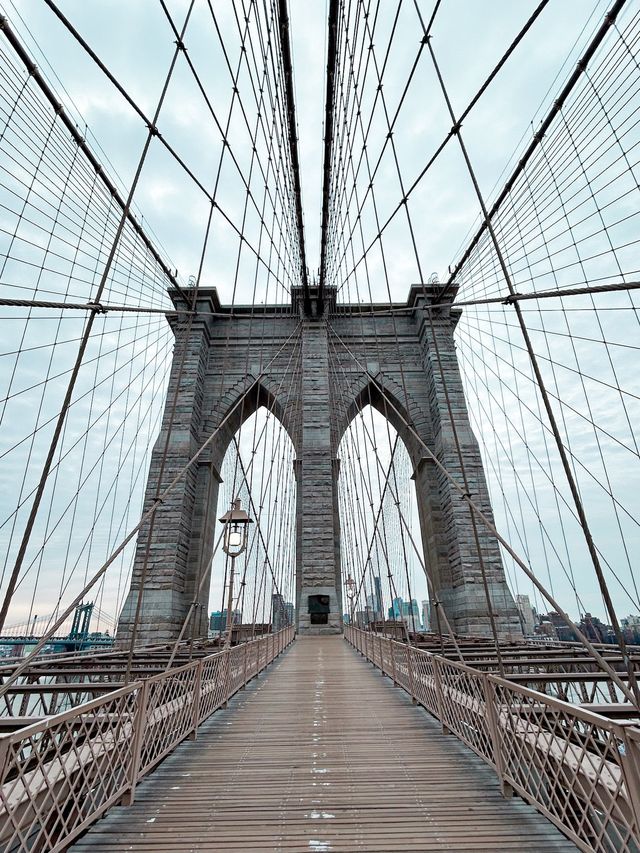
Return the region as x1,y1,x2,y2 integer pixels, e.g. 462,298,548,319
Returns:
117,285,521,644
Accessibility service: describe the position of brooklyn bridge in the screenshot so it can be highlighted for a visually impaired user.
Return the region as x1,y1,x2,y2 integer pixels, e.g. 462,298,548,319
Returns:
0,0,639,850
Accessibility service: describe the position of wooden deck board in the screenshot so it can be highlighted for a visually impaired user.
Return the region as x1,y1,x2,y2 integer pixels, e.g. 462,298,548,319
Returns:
72,637,578,852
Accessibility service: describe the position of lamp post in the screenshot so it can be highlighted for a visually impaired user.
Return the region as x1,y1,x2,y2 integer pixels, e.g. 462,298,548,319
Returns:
219,498,252,649
345,574,356,625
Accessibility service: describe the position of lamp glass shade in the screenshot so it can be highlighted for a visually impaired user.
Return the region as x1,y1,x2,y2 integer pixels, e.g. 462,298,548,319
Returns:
228,530,242,548
219,499,253,557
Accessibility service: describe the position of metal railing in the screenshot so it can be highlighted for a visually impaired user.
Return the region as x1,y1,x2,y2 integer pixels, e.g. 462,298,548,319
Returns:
345,625,640,853
0,626,295,852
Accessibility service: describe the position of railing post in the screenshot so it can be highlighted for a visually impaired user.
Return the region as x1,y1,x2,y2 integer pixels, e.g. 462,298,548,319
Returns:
189,660,204,740
389,638,398,686
121,680,149,806
222,649,231,709
0,734,10,788
241,641,248,689
433,657,449,734
482,674,512,798
619,729,640,831
378,632,384,674
407,645,417,704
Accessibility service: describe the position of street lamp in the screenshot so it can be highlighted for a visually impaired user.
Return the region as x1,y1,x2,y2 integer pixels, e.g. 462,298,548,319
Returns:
219,498,253,648
345,574,356,624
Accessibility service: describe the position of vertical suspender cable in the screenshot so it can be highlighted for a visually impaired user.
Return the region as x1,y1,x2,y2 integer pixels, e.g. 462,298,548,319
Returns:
318,0,339,315
277,0,311,309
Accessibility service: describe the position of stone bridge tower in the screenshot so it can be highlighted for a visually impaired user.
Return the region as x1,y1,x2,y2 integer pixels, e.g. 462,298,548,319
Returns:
118,285,521,643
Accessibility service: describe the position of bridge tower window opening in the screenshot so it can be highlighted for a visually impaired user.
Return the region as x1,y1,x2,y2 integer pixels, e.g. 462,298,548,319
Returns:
337,404,427,637
208,406,297,643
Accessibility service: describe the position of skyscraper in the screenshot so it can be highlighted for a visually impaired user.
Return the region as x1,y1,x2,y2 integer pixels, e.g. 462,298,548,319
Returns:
421,599,430,632
272,593,284,630
373,575,383,618
515,594,535,635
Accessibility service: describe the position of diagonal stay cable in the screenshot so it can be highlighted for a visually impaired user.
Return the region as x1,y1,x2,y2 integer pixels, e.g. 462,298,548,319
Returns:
0,322,301,696
328,322,637,705
441,0,629,300
38,0,288,289
0,2,197,633
426,25,640,704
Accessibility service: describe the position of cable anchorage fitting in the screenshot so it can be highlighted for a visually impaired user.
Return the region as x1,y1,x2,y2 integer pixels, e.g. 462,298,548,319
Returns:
502,292,521,305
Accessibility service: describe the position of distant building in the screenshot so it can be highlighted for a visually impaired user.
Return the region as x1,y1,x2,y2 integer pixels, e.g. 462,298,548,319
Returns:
209,611,225,633
272,594,295,630
421,599,430,632
272,593,285,630
209,609,241,634
544,610,576,643
404,599,419,631
515,594,535,635
580,612,610,643
284,601,295,625
373,575,383,618
389,598,403,620
621,616,640,644
388,597,419,631
355,609,371,627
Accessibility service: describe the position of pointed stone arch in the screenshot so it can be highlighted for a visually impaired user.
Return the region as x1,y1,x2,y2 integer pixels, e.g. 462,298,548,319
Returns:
118,295,302,644
118,286,521,643
336,377,427,467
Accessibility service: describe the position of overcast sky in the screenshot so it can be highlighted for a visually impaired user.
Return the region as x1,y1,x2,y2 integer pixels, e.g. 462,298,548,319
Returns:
0,0,638,634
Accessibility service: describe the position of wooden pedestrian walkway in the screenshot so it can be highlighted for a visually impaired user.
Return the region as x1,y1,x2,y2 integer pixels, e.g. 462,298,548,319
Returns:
73,637,577,852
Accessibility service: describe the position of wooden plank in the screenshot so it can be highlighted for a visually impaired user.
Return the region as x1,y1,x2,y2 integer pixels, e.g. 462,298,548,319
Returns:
71,637,577,852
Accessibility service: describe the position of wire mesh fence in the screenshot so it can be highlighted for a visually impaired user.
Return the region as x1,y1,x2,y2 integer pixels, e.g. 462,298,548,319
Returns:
0,625,294,852
346,625,640,853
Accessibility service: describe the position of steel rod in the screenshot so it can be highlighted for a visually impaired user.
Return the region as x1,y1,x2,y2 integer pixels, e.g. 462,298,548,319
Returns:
440,0,628,300
328,323,638,706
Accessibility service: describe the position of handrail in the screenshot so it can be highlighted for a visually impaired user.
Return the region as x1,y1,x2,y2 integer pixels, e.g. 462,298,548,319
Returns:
345,625,640,853
0,626,295,852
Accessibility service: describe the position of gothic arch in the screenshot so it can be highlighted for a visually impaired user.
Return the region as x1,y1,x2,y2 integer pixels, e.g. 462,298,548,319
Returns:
203,377,300,475
118,287,521,643
334,379,426,468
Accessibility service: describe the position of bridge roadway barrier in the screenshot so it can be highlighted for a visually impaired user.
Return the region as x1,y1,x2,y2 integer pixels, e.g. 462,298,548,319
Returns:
0,626,294,851
346,626,640,852
70,635,577,852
